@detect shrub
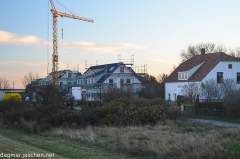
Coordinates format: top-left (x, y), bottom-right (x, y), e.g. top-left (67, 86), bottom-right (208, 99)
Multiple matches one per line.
top-left (81, 110), bottom-right (102, 125)
top-left (36, 84), bottom-right (64, 105)
top-left (51, 110), bottom-right (83, 127)
top-left (224, 89), bottom-right (240, 119)
top-left (97, 99), bottom-right (184, 126)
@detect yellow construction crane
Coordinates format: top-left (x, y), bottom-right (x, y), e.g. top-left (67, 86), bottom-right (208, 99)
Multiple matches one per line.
top-left (49, 0), bottom-right (94, 85)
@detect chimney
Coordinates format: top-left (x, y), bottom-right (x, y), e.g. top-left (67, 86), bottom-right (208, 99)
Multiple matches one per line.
top-left (201, 48), bottom-right (205, 55)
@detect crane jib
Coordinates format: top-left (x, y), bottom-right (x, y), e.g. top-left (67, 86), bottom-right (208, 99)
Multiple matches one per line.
top-left (49, 0), bottom-right (94, 85)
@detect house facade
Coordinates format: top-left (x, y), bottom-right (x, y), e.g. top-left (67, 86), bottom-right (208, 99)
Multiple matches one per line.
top-left (46, 70), bottom-right (82, 91)
top-left (81, 62), bottom-right (142, 101)
top-left (165, 50), bottom-right (240, 101)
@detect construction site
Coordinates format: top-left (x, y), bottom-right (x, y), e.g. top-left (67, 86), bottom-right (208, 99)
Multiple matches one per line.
top-left (30, 0), bottom-right (147, 101)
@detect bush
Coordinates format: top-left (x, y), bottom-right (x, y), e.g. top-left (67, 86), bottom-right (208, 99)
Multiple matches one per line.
top-left (0, 100), bottom-right (68, 133)
top-left (96, 99), bottom-right (184, 126)
top-left (51, 110), bottom-right (83, 127)
top-left (224, 89), bottom-right (240, 119)
top-left (36, 84), bottom-right (64, 105)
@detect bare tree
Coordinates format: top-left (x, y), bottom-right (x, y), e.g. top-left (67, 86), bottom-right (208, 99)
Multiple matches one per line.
top-left (0, 77), bottom-right (10, 89)
top-left (180, 42), bottom-right (228, 62)
top-left (235, 47), bottom-right (240, 58)
top-left (181, 82), bottom-right (201, 103)
top-left (157, 73), bottom-right (168, 83)
top-left (21, 72), bottom-right (37, 100)
top-left (221, 79), bottom-right (238, 94)
top-left (21, 72), bottom-right (36, 88)
top-left (227, 47), bottom-right (240, 59)
top-left (201, 79), bottom-right (223, 101)
top-left (168, 64), bottom-right (177, 75)
top-left (215, 44), bottom-right (227, 53)
top-left (0, 78), bottom-right (3, 89)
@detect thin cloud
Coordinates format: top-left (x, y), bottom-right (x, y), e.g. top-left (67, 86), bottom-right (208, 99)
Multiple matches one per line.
top-left (83, 43), bottom-right (146, 55)
top-left (0, 73), bottom-right (18, 76)
top-left (0, 61), bottom-right (47, 67)
top-left (142, 58), bottom-right (174, 64)
top-left (0, 30), bottom-right (147, 55)
top-left (149, 50), bottom-right (160, 54)
top-left (0, 30), bottom-right (41, 45)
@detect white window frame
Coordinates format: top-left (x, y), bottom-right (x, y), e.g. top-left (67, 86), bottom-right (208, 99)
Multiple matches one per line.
top-left (178, 72), bottom-right (188, 80)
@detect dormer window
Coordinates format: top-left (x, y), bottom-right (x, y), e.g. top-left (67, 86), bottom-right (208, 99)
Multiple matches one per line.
top-left (178, 72), bottom-right (188, 80)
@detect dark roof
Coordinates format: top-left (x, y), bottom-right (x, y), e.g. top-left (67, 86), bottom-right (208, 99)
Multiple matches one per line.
top-left (166, 52), bottom-right (240, 82)
top-left (48, 70), bottom-right (82, 78)
top-left (84, 63), bottom-right (122, 83)
top-left (83, 62), bottom-right (140, 83)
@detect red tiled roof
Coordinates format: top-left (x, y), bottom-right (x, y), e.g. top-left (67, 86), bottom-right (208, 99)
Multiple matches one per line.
top-left (166, 52), bottom-right (240, 82)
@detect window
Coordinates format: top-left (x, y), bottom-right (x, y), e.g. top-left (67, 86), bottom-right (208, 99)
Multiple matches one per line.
top-left (60, 82), bottom-right (63, 86)
top-left (109, 79), bottom-right (113, 83)
top-left (109, 67), bottom-right (115, 71)
top-left (120, 67), bottom-right (124, 73)
top-left (178, 73), bottom-right (181, 79)
top-left (120, 79), bottom-right (124, 86)
top-left (228, 64), bottom-right (232, 69)
top-left (237, 72), bottom-right (240, 84)
top-left (178, 72), bottom-right (188, 80)
top-left (68, 73), bottom-right (71, 77)
top-left (120, 79), bottom-right (124, 84)
top-left (217, 72), bottom-right (223, 83)
top-left (185, 73), bottom-right (188, 79)
top-left (168, 93), bottom-right (171, 101)
top-left (174, 93), bottom-right (177, 101)
top-left (126, 79), bottom-right (131, 86)
top-left (109, 79), bottom-right (113, 86)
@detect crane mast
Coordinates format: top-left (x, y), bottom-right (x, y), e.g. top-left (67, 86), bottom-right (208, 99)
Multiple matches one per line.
top-left (49, 0), bottom-right (94, 85)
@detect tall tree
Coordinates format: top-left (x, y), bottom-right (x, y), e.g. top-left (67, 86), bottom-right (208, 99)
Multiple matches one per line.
top-left (0, 77), bottom-right (10, 89)
top-left (180, 42), bottom-right (230, 62)
top-left (139, 73), bottom-right (168, 99)
top-left (21, 72), bottom-right (36, 100)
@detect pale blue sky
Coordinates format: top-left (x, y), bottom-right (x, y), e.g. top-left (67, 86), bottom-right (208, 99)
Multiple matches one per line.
top-left (0, 0), bottom-right (240, 88)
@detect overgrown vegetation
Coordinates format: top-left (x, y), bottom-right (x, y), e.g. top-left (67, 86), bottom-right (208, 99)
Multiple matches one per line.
top-left (224, 89), bottom-right (240, 119)
top-left (139, 73), bottom-right (168, 99)
top-left (0, 87), bottom-right (184, 133)
top-left (49, 120), bottom-right (240, 159)
top-left (179, 78), bottom-right (240, 119)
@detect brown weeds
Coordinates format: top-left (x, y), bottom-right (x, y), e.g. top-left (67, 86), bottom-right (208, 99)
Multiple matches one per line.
top-left (49, 120), bottom-right (240, 159)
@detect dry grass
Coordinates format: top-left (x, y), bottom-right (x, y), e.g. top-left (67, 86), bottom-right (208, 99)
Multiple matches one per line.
top-left (49, 120), bottom-right (240, 159)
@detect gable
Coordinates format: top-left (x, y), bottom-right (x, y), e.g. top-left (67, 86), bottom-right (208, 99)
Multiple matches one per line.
top-left (166, 52), bottom-right (240, 82)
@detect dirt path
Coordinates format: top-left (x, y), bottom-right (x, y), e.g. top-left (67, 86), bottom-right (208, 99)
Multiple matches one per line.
top-left (190, 119), bottom-right (240, 128)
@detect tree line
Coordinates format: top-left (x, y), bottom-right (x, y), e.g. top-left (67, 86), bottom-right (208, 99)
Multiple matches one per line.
top-left (180, 42), bottom-right (240, 62)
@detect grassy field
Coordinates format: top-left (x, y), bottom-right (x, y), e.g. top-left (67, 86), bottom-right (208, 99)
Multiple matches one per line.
top-left (1, 120), bottom-right (240, 159)
top-left (0, 126), bottom-right (127, 159)
top-left (48, 120), bottom-right (240, 159)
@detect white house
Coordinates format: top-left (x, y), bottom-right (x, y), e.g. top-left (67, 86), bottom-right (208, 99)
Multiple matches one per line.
top-left (165, 50), bottom-right (240, 101)
top-left (82, 62), bottom-right (142, 101)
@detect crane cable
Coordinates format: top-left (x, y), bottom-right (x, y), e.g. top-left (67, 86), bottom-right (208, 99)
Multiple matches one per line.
top-left (55, 0), bottom-right (80, 16)
top-left (47, 0), bottom-right (50, 75)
